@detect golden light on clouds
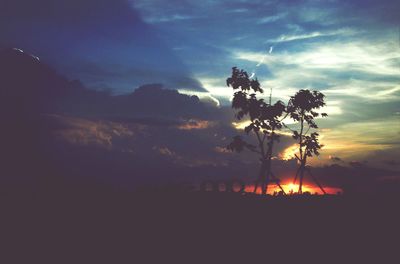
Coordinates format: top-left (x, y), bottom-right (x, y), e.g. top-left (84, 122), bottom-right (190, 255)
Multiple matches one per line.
top-left (318, 118), bottom-right (399, 161)
top-left (153, 146), bottom-right (175, 157)
top-left (214, 146), bottom-right (232, 154)
top-left (49, 115), bottom-right (136, 149)
top-left (280, 144), bottom-right (298, 161)
top-left (177, 119), bottom-right (212, 130)
top-left (232, 120), bottom-right (293, 137)
top-left (232, 120), bottom-right (251, 130)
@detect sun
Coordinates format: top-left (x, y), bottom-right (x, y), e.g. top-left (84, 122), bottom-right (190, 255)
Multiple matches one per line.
top-left (287, 183), bottom-right (298, 192)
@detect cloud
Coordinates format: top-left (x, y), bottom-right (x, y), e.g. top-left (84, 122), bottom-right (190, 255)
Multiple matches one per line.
top-left (349, 160), bottom-right (367, 167)
top-left (225, 8), bottom-right (249, 14)
top-left (214, 146), bottom-right (232, 154)
top-left (126, 0), bottom-right (397, 109)
top-left (1, 0), bottom-right (399, 193)
top-left (310, 163), bottom-right (400, 195)
top-left (268, 28), bottom-right (357, 43)
top-left (177, 120), bottom-right (213, 130)
top-left (236, 16), bottom-right (398, 117)
top-left (329, 156), bottom-right (342, 162)
top-left (49, 115), bottom-right (137, 150)
top-left (382, 160), bottom-right (400, 167)
top-left (153, 146), bottom-right (178, 157)
top-left (235, 40), bottom-right (399, 78)
top-left (141, 14), bottom-right (199, 24)
top-left (0, 0), bottom-right (206, 93)
top-left (2, 56), bottom-right (398, 194)
top-left (257, 13), bottom-right (287, 24)
top-left (233, 37), bottom-right (399, 159)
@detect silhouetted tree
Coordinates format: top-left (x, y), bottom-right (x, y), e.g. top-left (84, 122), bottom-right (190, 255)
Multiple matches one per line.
top-left (286, 89), bottom-right (328, 194)
top-left (226, 67), bottom-right (286, 195)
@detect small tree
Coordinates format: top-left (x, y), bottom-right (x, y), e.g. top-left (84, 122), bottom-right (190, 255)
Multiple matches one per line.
top-left (226, 67), bottom-right (285, 195)
top-left (286, 89), bottom-right (328, 194)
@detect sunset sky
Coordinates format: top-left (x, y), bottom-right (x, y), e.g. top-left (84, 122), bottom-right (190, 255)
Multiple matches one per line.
top-left (1, 0), bottom-right (399, 191)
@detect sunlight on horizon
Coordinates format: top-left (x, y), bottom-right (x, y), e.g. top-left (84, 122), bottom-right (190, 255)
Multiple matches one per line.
top-left (245, 182), bottom-right (342, 195)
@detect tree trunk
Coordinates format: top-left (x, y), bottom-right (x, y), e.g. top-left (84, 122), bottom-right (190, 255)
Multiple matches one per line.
top-left (264, 170), bottom-right (271, 195)
top-left (254, 135), bottom-right (275, 195)
top-left (298, 157), bottom-right (307, 194)
top-left (255, 161), bottom-right (267, 195)
top-left (298, 164), bottom-right (304, 194)
top-left (263, 136), bottom-right (275, 195)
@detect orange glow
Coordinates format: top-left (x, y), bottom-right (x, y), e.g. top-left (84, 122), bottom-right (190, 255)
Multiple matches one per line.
top-left (287, 183), bottom-right (298, 192)
top-left (245, 182), bottom-right (342, 195)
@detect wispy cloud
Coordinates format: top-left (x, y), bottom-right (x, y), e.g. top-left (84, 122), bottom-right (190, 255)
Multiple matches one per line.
top-left (235, 39), bottom-right (399, 82)
top-left (144, 14), bottom-right (198, 23)
top-left (269, 28), bottom-right (358, 43)
top-left (226, 8), bottom-right (249, 13)
top-left (127, 0), bottom-right (400, 165)
top-left (319, 118), bottom-right (400, 160)
top-left (257, 12), bottom-right (287, 24)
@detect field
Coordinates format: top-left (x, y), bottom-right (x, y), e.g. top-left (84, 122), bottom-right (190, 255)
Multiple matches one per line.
top-left (1, 187), bottom-right (398, 263)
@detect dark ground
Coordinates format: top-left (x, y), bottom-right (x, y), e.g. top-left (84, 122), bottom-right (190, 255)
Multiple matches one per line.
top-left (0, 187), bottom-right (399, 263)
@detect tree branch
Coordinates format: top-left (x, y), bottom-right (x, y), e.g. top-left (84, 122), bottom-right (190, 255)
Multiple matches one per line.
top-left (254, 130), bottom-right (265, 157)
top-left (304, 125), bottom-right (311, 136)
top-left (282, 122), bottom-right (295, 133)
top-left (279, 112), bottom-right (289, 122)
top-left (246, 147), bottom-right (262, 155)
top-left (299, 116), bottom-right (304, 161)
top-left (262, 131), bottom-right (267, 142)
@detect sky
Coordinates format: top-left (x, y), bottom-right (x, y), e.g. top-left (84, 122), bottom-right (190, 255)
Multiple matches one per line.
top-left (1, 0), bottom-right (399, 192)
top-left (127, 0), bottom-right (400, 166)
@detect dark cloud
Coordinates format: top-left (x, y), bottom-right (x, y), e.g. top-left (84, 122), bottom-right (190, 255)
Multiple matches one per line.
top-left (0, 47), bottom-right (290, 193)
top-left (0, 48), bottom-right (237, 190)
top-left (0, 0), bottom-right (128, 22)
top-left (0, 48), bottom-right (210, 119)
top-left (329, 156), bottom-right (342, 162)
top-left (349, 160), bottom-right (368, 168)
top-left (1, 41), bottom-right (399, 195)
top-left (313, 163), bottom-right (400, 195)
top-left (382, 160), bottom-right (400, 167)
top-left (0, 0), bottom-right (206, 93)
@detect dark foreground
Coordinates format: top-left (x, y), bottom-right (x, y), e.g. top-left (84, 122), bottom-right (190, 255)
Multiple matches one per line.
top-left (1, 188), bottom-right (399, 263)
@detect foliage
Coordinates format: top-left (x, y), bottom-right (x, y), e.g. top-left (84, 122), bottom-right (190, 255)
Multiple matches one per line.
top-left (227, 136), bottom-right (257, 153)
top-left (286, 89), bottom-right (328, 193)
top-left (287, 89), bottom-right (327, 159)
top-left (226, 67), bottom-right (285, 156)
top-left (226, 67), bottom-right (287, 195)
top-left (226, 67), bottom-right (329, 195)
top-left (287, 89), bottom-right (327, 129)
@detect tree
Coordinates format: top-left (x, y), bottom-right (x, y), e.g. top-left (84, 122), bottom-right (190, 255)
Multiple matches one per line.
top-left (286, 89), bottom-right (328, 194)
top-left (226, 67), bottom-right (286, 195)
